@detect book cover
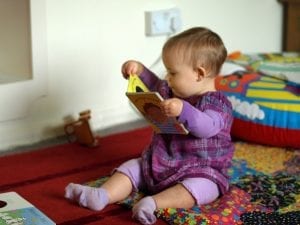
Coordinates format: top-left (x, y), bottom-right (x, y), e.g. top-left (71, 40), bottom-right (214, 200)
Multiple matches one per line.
top-left (0, 192), bottom-right (56, 225)
top-left (126, 75), bottom-right (188, 135)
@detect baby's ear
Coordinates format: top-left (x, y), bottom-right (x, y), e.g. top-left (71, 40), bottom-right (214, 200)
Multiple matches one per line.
top-left (195, 66), bottom-right (207, 81)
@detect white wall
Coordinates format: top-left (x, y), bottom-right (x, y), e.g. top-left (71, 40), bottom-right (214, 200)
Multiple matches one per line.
top-left (0, 0), bottom-right (283, 152)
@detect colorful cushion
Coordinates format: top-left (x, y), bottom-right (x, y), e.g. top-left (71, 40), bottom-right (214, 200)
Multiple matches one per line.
top-left (226, 52), bottom-right (300, 84)
top-left (216, 67), bottom-right (300, 148)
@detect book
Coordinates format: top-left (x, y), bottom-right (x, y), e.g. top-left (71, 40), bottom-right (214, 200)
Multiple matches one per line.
top-left (0, 192), bottom-right (56, 225)
top-left (126, 75), bottom-right (188, 135)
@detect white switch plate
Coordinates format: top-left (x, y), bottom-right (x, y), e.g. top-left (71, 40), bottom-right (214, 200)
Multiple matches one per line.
top-left (145, 7), bottom-right (182, 36)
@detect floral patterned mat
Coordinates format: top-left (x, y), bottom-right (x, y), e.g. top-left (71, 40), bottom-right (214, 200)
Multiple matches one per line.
top-left (86, 142), bottom-right (300, 225)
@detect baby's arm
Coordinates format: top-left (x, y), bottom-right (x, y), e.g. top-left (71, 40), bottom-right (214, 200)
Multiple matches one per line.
top-left (178, 101), bottom-right (224, 138)
top-left (121, 60), bottom-right (144, 78)
top-left (161, 98), bottom-right (183, 117)
top-left (139, 66), bottom-right (161, 91)
top-left (121, 60), bottom-right (161, 91)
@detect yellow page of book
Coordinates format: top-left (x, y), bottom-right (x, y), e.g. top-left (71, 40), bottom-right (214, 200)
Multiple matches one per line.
top-left (127, 74), bottom-right (149, 93)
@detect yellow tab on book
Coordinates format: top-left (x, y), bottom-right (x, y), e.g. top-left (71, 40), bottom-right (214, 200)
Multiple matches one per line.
top-left (127, 74), bottom-right (149, 93)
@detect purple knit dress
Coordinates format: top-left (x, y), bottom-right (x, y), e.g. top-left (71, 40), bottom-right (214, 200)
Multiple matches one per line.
top-left (139, 67), bottom-right (234, 195)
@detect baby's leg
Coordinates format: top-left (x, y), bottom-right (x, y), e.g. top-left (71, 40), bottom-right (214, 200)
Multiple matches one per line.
top-left (65, 183), bottom-right (109, 211)
top-left (153, 177), bottom-right (219, 208)
top-left (132, 178), bottom-right (219, 225)
top-left (65, 172), bottom-right (132, 210)
top-left (65, 158), bottom-right (144, 211)
top-left (181, 177), bottom-right (219, 205)
top-left (132, 183), bottom-right (194, 225)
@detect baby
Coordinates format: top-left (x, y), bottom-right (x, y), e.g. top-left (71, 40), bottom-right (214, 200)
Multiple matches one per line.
top-left (65, 27), bottom-right (234, 225)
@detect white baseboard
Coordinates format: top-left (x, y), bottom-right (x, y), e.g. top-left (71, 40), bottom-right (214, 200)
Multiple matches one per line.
top-left (92, 105), bottom-right (142, 131)
top-left (0, 104), bottom-right (145, 153)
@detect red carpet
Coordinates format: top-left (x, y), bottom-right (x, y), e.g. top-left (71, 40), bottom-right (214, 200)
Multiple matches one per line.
top-left (0, 126), bottom-right (167, 225)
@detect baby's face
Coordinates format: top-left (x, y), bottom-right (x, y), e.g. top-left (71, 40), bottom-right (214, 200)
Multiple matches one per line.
top-left (163, 51), bottom-right (201, 98)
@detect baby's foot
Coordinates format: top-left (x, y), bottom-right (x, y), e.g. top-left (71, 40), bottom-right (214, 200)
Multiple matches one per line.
top-left (65, 183), bottom-right (109, 211)
top-left (132, 196), bottom-right (157, 225)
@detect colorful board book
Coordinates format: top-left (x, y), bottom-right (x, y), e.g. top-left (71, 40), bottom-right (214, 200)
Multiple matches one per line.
top-left (126, 75), bottom-right (188, 135)
top-left (0, 192), bottom-right (56, 225)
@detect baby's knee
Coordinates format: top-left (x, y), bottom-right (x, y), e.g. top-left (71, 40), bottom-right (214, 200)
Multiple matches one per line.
top-left (116, 158), bottom-right (145, 190)
top-left (181, 177), bottom-right (219, 205)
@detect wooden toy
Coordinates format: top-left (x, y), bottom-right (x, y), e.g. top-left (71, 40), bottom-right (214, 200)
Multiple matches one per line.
top-left (64, 110), bottom-right (99, 147)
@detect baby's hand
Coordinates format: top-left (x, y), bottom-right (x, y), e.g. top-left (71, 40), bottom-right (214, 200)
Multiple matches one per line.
top-left (161, 98), bottom-right (183, 117)
top-left (121, 60), bottom-right (144, 79)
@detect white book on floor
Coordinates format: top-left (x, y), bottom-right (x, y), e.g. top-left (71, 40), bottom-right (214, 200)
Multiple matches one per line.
top-left (0, 191), bottom-right (56, 225)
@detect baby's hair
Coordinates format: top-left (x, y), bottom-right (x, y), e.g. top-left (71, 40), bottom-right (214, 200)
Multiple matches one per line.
top-left (162, 27), bottom-right (227, 77)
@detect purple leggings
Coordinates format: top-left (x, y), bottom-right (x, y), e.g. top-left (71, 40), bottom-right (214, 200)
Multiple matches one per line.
top-left (116, 158), bottom-right (219, 205)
